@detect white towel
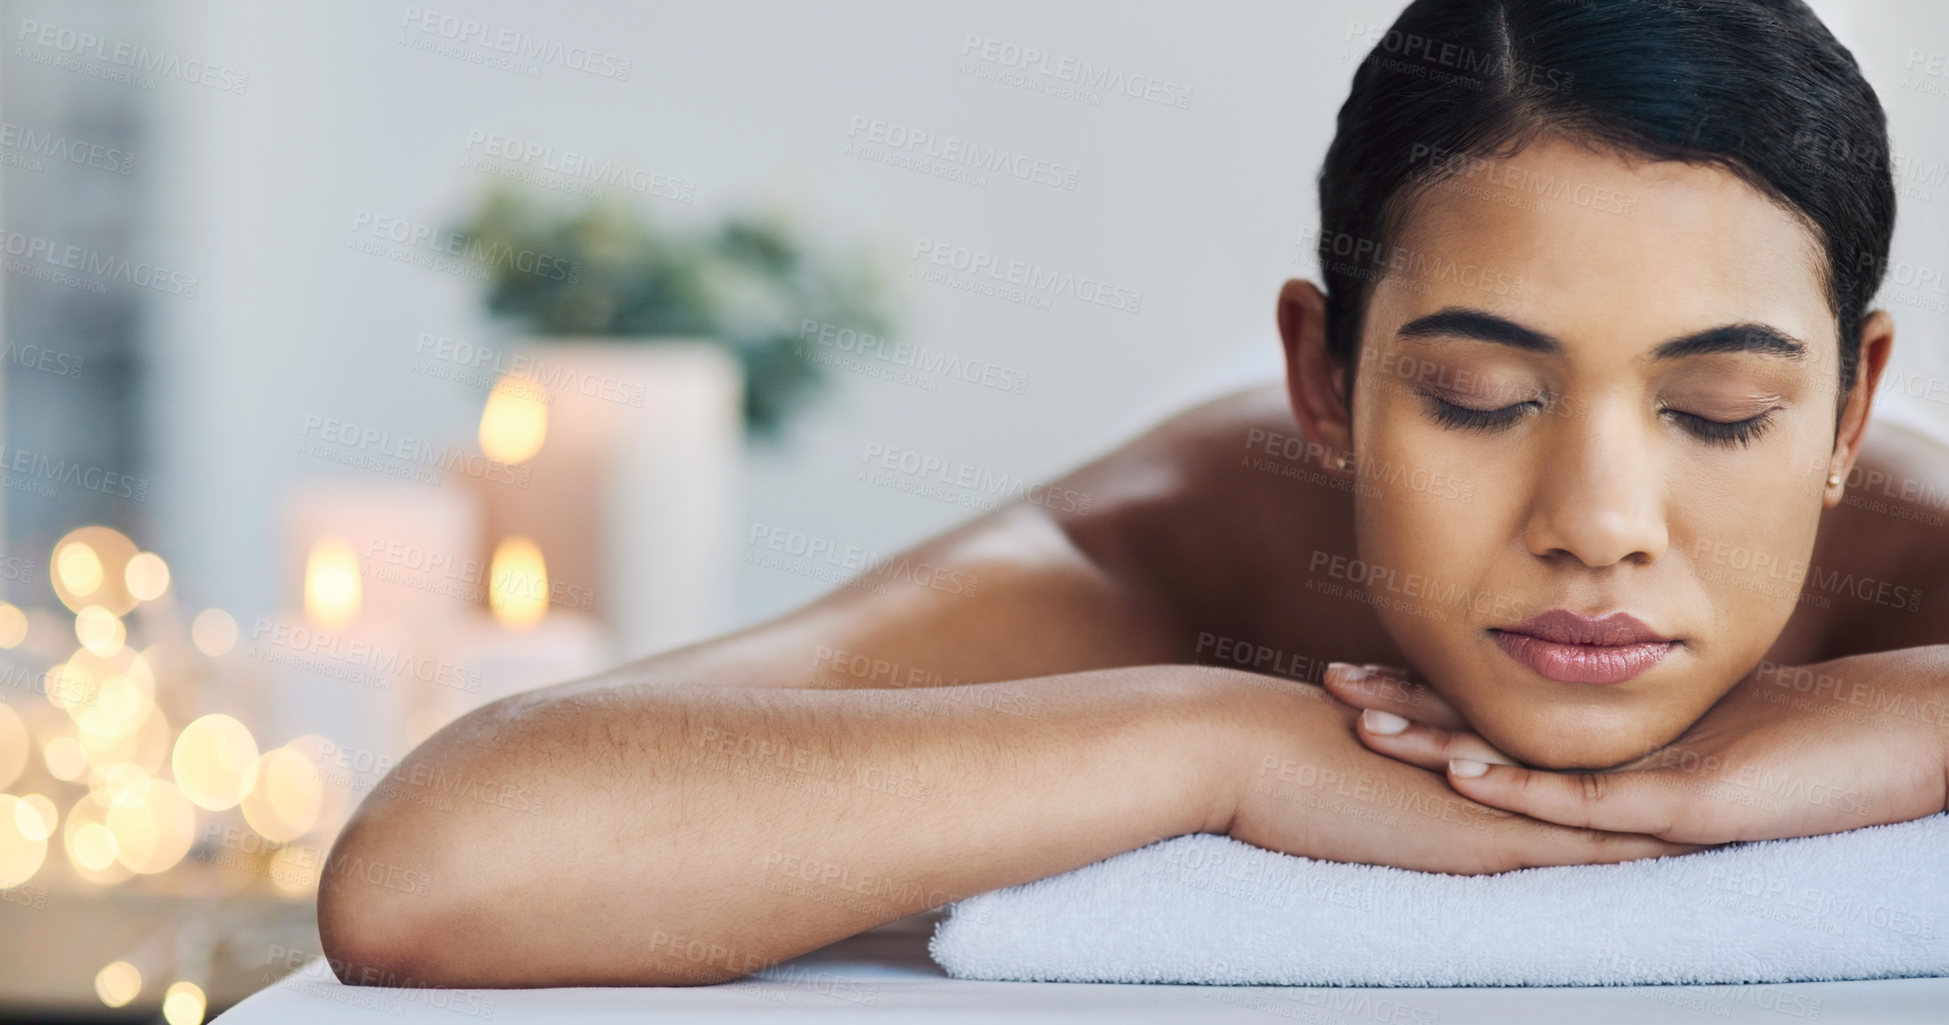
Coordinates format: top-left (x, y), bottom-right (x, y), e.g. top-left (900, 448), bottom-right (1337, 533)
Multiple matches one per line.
top-left (929, 812), bottom-right (1949, 986)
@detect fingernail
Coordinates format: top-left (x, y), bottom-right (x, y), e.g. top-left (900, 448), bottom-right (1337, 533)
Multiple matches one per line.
top-left (1361, 663), bottom-right (1404, 678)
top-left (1449, 759), bottom-right (1488, 778)
top-left (1361, 709), bottom-right (1409, 735)
top-left (1326, 662), bottom-right (1368, 682)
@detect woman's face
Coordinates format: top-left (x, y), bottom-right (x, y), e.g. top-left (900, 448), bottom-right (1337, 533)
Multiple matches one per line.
top-left (1347, 134), bottom-right (1850, 769)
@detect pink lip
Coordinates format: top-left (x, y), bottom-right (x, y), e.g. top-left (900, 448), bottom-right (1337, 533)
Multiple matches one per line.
top-left (1490, 610), bottom-right (1678, 685)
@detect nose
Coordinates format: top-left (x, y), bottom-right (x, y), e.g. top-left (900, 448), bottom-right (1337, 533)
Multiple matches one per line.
top-left (1522, 399), bottom-right (1669, 568)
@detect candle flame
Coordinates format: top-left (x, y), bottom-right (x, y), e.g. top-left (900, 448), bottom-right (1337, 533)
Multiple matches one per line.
top-left (479, 374), bottom-right (548, 464)
top-left (304, 537), bottom-right (362, 627)
top-left (489, 536), bottom-right (549, 630)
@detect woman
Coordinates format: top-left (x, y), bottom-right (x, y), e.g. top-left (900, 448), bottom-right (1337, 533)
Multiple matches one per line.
top-left (319, 0), bottom-right (1949, 988)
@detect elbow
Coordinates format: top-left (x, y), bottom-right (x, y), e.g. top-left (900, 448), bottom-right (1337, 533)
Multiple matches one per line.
top-left (316, 803), bottom-right (458, 987)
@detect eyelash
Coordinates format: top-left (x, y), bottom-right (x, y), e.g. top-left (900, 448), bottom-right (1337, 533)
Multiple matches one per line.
top-left (1419, 394), bottom-right (1777, 449)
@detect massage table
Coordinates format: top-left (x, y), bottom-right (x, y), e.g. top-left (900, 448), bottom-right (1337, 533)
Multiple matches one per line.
top-left (214, 909), bottom-right (1949, 1024)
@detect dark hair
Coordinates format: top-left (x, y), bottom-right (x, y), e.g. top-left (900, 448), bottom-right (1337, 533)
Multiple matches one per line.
top-left (1317, 0), bottom-right (1894, 418)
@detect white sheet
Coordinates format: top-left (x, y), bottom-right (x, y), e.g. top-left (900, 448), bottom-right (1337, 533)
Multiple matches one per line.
top-left (215, 911), bottom-right (1949, 1024)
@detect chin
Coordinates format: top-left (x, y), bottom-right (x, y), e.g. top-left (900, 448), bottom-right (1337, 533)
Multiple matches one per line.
top-left (1477, 708), bottom-right (1675, 772)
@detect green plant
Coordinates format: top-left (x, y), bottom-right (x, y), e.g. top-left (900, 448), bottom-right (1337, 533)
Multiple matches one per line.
top-left (457, 186), bottom-right (896, 440)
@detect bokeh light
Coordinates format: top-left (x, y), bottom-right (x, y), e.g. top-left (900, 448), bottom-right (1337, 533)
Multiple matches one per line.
top-left (44, 735), bottom-right (88, 781)
top-left (16, 793), bottom-right (58, 842)
top-left (268, 842), bottom-right (322, 897)
top-left (51, 527), bottom-right (140, 615)
top-left (190, 609), bottom-right (238, 657)
top-left (0, 794), bottom-right (48, 887)
top-left (171, 714), bottom-right (258, 811)
top-left (43, 658), bottom-right (96, 711)
top-left (106, 779), bottom-right (196, 874)
top-left (241, 746), bottom-right (324, 843)
top-left (94, 961), bottom-right (141, 1008)
top-left (0, 703), bottom-right (27, 789)
top-left (54, 542), bottom-right (103, 598)
top-left (63, 794), bottom-right (134, 885)
top-left (162, 980), bottom-right (206, 1025)
top-left (93, 763), bottom-right (151, 809)
top-left (75, 606), bottom-right (127, 657)
top-left (0, 602), bottom-right (27, 648)
top-left (125, 552), bottom-right (172, 602)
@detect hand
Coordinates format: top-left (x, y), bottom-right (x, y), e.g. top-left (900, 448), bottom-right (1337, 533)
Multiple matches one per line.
top-left (1212, 670), bottom-right (1706, 875)
top-left (1324, 650), bottom-right (1949, 845)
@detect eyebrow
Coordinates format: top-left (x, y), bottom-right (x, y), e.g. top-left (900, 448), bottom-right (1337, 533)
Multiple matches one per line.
top-left (1395, 307), bottom-right (1809, 362)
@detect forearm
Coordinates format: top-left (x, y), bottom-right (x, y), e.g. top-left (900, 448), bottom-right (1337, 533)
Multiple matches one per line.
top-left (317, 665), bottom-right (1241, 987)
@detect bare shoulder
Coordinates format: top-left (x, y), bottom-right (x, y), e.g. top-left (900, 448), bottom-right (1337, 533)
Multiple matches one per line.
top-left (1044, 380), bottom-right (1355, 644)
top-left (1835, 419), bottom-right (1949, 570)
top-left (1808, 418), bottom-right (1949, 656)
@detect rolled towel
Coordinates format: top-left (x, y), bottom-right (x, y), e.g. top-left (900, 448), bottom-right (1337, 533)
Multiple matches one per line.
top-left (928, 812), bottom-right (1949, 986)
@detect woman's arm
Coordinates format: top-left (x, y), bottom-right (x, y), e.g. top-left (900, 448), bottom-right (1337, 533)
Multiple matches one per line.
top-left (316, 665), bottom-right (1239, 988)
top-left (317, 662), bottom-right (1694, 989)
top-left (1327, 648), bottom-right (1949, 839)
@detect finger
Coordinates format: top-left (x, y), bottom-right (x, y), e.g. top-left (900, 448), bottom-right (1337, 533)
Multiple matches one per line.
top-left (1479, 820), bottom-right (1715, 874)
top-left (1322, 663), bottom-right (1470, 731)
top-left (1354, 710), bottom-right (1519, 771)
top-left (1443, 760), bottom-right (1709, 840)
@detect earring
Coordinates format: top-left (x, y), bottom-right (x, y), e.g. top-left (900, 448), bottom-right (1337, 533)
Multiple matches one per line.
top-left (1335, 450), bottom-right (1355, 472)
top-left (1826, 472), bottom-right (1843, 488)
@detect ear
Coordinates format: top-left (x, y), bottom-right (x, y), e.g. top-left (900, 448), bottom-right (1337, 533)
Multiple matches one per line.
top-left (1276, 278), bottom-right (1355, 469)
top-left (1823, 308), bottom-right (1894, 507)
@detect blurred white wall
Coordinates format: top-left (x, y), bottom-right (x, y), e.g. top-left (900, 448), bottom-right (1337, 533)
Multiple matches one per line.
top-left (136, 0), bottom-right (1949, 636)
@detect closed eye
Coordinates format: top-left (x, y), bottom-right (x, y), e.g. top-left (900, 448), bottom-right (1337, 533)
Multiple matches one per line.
top-left (1420, 393), bottom-right (1537, 431)
top-left (1662, 409), bottom-right (1776, 448)
top-left (1420, 391), bottom-right (1780, 449)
